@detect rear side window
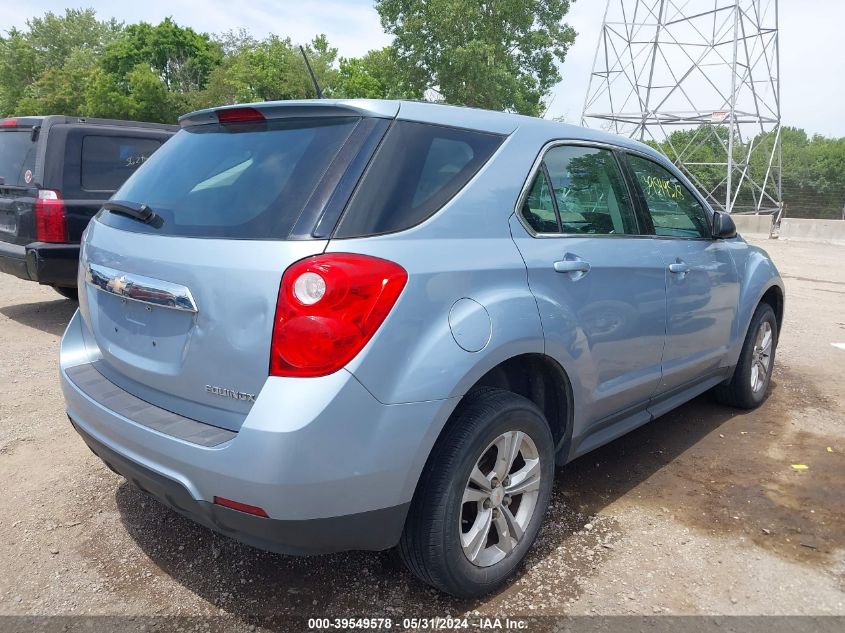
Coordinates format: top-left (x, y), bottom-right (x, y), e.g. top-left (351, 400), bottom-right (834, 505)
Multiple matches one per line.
top-left (102, 117), bottom-right (359, 239)
top-left (335, 121), bottom-right (503, 238)
top-left (0, 130), bottom-right (37, 187)
top-left (542, 146), bottom-right (638, 235)
top-left (81, 136), bottom-right (162, 192)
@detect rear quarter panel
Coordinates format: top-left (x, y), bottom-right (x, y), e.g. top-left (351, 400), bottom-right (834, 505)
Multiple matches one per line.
top-left (328, 131), bottom-right (546, 405)
top-left (325, 129), bottom-right (552, 506)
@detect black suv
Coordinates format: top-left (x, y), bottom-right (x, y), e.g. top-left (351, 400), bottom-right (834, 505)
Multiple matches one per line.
top-left (0, 116), bottom-right (175, 299)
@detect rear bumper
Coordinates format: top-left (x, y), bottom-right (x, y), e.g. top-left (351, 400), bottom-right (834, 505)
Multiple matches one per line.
top-left (0, 241), bottom-right (28, 280)
top-left (0, 240), bottom-right (78, 287)
top-left (60, 310), bottom-right (456, 554)
top-left (71, 419), bottom-right (409, 555)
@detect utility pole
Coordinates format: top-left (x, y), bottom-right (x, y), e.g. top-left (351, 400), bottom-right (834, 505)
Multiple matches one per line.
top-left (582, 0), bottom-right (782, 216)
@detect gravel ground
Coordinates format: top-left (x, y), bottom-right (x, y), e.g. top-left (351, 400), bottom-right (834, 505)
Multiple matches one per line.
top-left (0, 236), bottom-right (843, 629)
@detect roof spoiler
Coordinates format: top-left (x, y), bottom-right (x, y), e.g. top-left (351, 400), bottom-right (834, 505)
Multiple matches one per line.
top-left (178, 100), bottom-right (400, 128)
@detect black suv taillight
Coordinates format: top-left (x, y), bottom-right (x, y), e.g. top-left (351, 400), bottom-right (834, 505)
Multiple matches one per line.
top-left (34, 189), bottom-right (67, 243)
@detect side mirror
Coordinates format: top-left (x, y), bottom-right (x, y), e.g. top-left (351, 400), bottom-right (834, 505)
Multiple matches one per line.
top-left (712, 211), bottom-right (737, 239)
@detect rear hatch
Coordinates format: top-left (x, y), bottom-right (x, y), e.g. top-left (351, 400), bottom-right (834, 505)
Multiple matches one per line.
top-left (78, 105), bottom-right (394, 432)
top-left (0, 119), bottom-right (40, 245)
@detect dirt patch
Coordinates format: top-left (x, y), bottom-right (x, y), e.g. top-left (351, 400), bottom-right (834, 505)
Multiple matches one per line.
top-left (558, 365), bottom-right (844, 569)
top-left (0, 297), bottom-right (77, 337)
top-left (72, 473), bottom-right (619, 619)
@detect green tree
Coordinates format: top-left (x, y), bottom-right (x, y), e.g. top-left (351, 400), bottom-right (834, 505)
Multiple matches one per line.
top-left (335, 57), bottom-right (382, 98)
top-left (125, 64), bottom-right (182, 122)
top-left (653, 126), bottom-right (731, 201)
top-left (82, 67), bottom-right (132, 119)
top-left (774, 128), bottom-right (845, 218)
top-left (83, 18), bottom-right (222, 122)
top-left (650, 124), bottom-right (845, 219)
top-left (83, 64), bottom-right (185, 123)
top-left (0, 29), bottom-right (38, 115)
top-left (199, 34), bottom-right (338, 107)
top-left (375, 0), bottom-right (576, 115)
top-left (333, 47), bottom-right (421, 99)
top-left (0, 9), bottom-right (121, 116)
top-left (17, 47), bottom-right (98, 115)
top-left (100, 18), bottom-right (220, 93)
top-left (26, 8), bottom-right (122, 69)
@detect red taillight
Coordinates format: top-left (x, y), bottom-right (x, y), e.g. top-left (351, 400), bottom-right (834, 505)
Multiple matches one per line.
top-left (216, 107), bottom-right (265, 124)
top-left (213, 496), bottom-right (269, 517)
top-left (1, 118), bottom-right (18, 127)
top-left (34, 189), bottom-right (67, 243)
top-left (270, 253), bottom-right (408, 378)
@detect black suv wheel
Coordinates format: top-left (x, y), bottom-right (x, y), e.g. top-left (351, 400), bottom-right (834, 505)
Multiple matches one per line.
top-left (53, 286), bottom-right (78, 301)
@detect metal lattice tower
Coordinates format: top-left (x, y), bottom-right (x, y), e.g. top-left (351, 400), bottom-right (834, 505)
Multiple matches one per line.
top-left (582, 0), bottom-right (781, 215)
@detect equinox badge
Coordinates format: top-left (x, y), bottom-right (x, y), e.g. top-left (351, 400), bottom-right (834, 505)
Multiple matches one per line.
top-left (205, 385), bottom-right (256, 403)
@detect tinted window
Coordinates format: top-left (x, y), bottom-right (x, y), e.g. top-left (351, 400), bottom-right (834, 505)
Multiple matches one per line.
top-left (542, 146), bottom-right (638, 235)
top-left (103, 117), bottom-right (358, 239)
top-left (335, 121), bottom-right (502, 237)
top-left (521, 170), bottom-right (558, 233)
top-left (627, 154), bottom-right (710, 238)
top-left (0, 130), bottom-right (36, 187)
top-left (82, 136), bottom-right (162, 191)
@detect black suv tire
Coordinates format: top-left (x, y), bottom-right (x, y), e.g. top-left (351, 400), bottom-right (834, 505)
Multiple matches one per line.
top-left (53, 286), bottom-right (78, 301)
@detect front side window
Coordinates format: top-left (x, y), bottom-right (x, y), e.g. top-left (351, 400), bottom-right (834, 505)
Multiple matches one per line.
top-left (525, 145), bottom-right (639, 236)
top-left (82, 136), bottom-right (162, 192)
top-left (627, 154), bottom-right (711, 238)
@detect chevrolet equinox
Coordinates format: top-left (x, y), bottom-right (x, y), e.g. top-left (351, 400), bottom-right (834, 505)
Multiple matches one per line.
top-left (60, 99), bottom-right (784, 597)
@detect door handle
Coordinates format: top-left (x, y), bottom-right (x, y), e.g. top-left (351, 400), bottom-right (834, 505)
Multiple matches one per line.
top-left (668, 260), bottom-right (690, 274)
top-left (554, 260), bottom-right (591, 273)
top-left (553, 255), bottom-right (591, 280)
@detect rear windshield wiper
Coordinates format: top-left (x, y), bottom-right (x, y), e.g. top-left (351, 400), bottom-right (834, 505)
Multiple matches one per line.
top-left (103, 200), bottom-right (163, 228)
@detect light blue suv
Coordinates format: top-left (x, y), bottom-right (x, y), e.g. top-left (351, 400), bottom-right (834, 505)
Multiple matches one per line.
top-left (60, 99), bottom-right (784, 597)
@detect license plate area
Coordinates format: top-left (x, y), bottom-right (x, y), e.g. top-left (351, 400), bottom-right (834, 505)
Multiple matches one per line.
top-left (0, 211), bottom-right (16, 234)
top-left (93, 291), bottom-right (195, 372)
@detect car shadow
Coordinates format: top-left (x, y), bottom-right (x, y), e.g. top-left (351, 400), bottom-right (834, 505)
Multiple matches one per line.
top-left (0, 298), bottom-right (77, 337)
top-left (113, 379), bottom-right (773, 625)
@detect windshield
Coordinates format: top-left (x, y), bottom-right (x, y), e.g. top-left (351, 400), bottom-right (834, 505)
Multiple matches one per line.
top-left (0, 130), bottom-right (37, 187)
top-left (102, 116), bottom-right (359, 239)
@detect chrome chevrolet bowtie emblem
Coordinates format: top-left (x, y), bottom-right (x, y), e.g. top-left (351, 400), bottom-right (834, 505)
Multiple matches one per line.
top-left (107, 275), bottom-right (128, 295)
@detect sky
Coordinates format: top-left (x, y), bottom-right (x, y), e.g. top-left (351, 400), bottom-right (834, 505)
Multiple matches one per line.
top-left (2, 0), bottom-right (842, 137)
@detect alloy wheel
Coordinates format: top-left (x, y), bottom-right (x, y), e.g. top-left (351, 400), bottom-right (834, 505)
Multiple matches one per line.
top-left (460, 431), bottom-right (542, 567)
top-left (750, 320), bottom-right (773, 393)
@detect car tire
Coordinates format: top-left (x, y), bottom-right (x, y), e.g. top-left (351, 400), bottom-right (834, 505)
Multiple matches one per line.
top-left (53, 286), bottom-right (78, 301)
top-left (714, 302), bottom-right (778, 409)
top-left (397, 387), bottom-right (555, 598)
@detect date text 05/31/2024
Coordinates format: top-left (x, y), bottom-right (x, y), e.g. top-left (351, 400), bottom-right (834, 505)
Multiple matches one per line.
top-left (307, 617), bottom-right (530, 630)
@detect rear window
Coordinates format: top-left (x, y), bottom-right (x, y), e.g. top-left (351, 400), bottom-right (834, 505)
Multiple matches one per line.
top-left (0, 130), bottom-right (37, 187)
top-left (81, 135), bottom-right (163, 192)
top-left (102, 117), bottom-right (359, 239)
top-left (334, 121), bottom-right (503, 238)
